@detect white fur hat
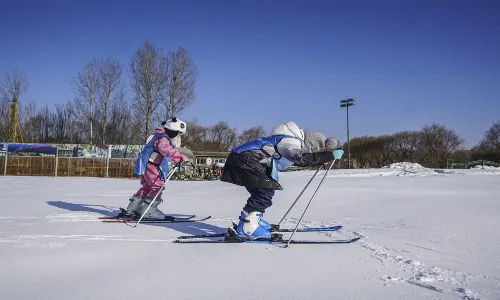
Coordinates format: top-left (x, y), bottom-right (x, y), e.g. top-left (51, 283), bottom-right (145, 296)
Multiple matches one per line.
top-left (162, 117), bottom-right (186, 135)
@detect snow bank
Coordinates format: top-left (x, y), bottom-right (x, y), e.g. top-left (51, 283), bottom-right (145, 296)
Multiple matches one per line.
top-left (325, 161), bottom-right (500, 178)
top-left (385, 162), bottom-right (428, 170)
top-left (376, 162), bottom-right (438, 177)
top-left (473, 165), bottom-right (500, 171)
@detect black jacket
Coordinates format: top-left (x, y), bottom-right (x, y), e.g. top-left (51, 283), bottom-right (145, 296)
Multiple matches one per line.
top-left (220, 149), bottom-right (334, 190)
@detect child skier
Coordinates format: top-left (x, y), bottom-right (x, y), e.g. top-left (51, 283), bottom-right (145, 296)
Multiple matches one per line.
top-left (220, 121), bottom-right (344, 240)
top-left (125, 117), bottom-right (188, 220)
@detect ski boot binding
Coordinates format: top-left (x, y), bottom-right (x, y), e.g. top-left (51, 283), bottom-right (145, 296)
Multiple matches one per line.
top-left (226, 211), bottom-right (283, 242)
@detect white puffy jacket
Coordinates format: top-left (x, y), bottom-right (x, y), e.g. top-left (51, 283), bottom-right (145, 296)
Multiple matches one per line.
top-left (269, 121), bottom-right (305, 159)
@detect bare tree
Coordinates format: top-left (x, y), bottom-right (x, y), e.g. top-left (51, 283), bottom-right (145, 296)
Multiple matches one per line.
top-left (238, 126), bottom-right (266, 144)
top-left (53, 102), bottom-right (74, 143)
top-left (182, 118), bottom-right (208, 150)
top-left (2, 71), bottom-right (28, 142)
top-left (392, 131), bottom-right (421, 162)
top-left (18, 101), bottom-right (79, 144)
top-left (479, 122), bottom-right (500, 152)
top-left (3, 70), bottom-right (29, 104)
top-left (96, 57), bottom-right (123, 145)
top-left (206, 121), bottom-right (237, 151)
top-left (0, 83), bottom-right (9, 140)
top-left (19, 101), bottom-right (37, 142)
top-left (40, 105), bottom-right (54, 142)
top-left (374, 135), bottom-right (396, 167)
top-left (420, 123), bottom-right (464, 168)
top-left (106, 99), bottom-right (139, 144)
top-left (473, 122), bottom-right (500, 162)
top-left (0, 78), bottom-right (6, 102)
top-left (72, 59), bottom-right (99, 144)
top-left (349, 136), bottom-right (370, 168)
top-left (349, 136), bottom-right (392, 168)
top-left (165, 47), bottom-right (197, 119)
top-left (0, 99), bottom-right (9, 140)
top-left (21, 102), bottom-right (54, 142)
top-left (448, 149), bottom-right (472, 163)
top-left (130, 41), bottom-right (170, 140)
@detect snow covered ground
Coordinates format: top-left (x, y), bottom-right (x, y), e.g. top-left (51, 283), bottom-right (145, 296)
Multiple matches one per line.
top-left (0, 165), bottom-right (499, 300)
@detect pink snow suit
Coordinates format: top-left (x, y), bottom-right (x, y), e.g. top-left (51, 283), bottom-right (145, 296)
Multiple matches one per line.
top-left (134, 128), bottom-right (187, 199)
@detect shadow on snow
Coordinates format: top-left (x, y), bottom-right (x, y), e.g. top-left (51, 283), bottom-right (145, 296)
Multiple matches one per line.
top-left (46, 200), bottom-right (228, 237)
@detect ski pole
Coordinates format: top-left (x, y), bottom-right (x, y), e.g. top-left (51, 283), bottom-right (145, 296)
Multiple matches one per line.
top-left (133, 162), bottom-right (181, 228)
top-left (284, 159), bottom-right (336, 248)
top-left (276, 164), bottom-right (323, 228)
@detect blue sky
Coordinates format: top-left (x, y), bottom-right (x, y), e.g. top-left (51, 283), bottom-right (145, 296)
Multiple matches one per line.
top-left (1, 0), bottom-right (499, 147)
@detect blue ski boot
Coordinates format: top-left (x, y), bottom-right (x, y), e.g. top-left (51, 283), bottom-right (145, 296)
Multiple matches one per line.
top-left (231, 210), bottom-right (282, 232)
top-left (233, 210), bottom-right (271, 229)
top-left (235, 211), bottom-right (272, 240)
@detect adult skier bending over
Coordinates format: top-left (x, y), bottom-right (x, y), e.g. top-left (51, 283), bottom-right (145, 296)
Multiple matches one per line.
top-left (221, 121), bottom-right (344, 240)
top-left (125, 117), bottom-right (188, 220)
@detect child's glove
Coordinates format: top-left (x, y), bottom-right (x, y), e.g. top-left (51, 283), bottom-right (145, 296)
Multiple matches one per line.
top-left (332, 149), bottom-right (344, 160)
top-left (173, 154), bottom-right (188, 163)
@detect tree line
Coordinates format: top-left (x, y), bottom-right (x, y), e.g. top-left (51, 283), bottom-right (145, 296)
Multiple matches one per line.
top-left (0, 41), bottom-right (198, 146)
top-left (182, 120), bottom-right (266, 152)
top-left (347, 122), bottom-right (500, 168)
top-left (0, 91), bottom-right (266, 153)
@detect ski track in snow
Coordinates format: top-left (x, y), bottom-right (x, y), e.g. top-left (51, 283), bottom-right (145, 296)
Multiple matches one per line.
top-left (282, 217), bottom-right (479, 298)
top-left (279, 215), bottom-right (495, 300)
top-left (342, 229), bottom-right (491, 299)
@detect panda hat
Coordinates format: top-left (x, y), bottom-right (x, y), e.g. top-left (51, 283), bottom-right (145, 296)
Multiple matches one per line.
top-left (162, 117), bottom-right (186, 135)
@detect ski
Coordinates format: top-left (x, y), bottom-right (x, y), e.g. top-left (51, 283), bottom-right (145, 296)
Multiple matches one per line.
top-left (98, 208), bottom-right (136, 220)
top-left (275, 225), bottom-right (342, 233)
top-left (174, 237), bottom-right (361, 244)
top-left (99, 214), bottom-right (195, 221)
top-left (98, 207), bottom-right (197, 221)
top-left (177, 225), bottom-right (342, 240)
top-left (101, 216), bottom-right (211, 223)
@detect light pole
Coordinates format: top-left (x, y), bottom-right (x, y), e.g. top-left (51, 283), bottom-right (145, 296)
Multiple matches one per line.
top-left (340, 98), bottom-right (355, 169)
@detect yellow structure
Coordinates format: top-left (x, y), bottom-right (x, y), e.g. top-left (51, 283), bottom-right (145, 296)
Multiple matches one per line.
top-left (8, 102), bottom-right (24, 143)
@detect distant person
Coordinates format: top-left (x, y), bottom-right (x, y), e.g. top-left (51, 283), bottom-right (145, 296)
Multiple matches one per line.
top-left (220, 121), bottom-right (344, 240)
top-left (125, 118), bottom-right (188, 220)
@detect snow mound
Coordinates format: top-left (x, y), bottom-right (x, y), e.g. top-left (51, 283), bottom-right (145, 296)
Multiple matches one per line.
top-left (385, 162), bottom-right (427, 170)
top-left (472, 165), bottom-right (500, 171)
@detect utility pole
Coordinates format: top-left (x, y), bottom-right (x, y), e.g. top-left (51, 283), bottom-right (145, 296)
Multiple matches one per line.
top-left (340, 98), bottom-right (355, 169)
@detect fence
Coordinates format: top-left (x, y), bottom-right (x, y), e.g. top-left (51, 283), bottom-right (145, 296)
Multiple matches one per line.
top-left (0, 142), bottom-right (215, 179)
top-left (446, 159), bottom-right (500, 169)
top-left (1, 155), bottom-right (137, 178)
top-left (0, 142), bottom-right (157, 179)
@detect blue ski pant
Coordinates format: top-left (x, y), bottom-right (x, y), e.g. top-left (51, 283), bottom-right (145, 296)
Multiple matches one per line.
top-left (243, 187), bottom-right (275, 213)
